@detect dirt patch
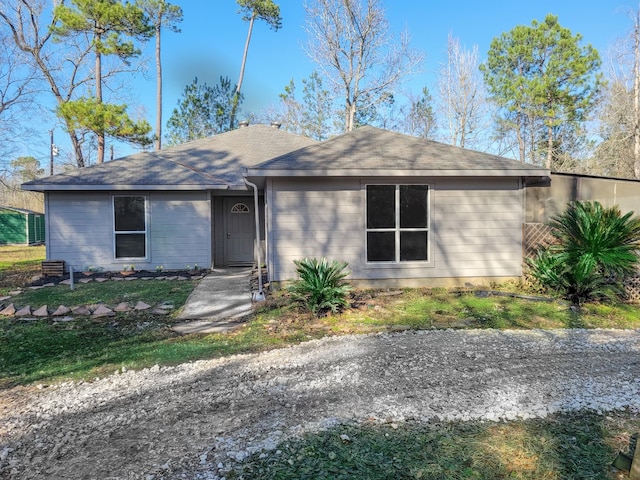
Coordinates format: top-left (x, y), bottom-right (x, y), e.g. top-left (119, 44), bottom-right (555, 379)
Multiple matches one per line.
top-left (1, 328), bottom-right (640, 479)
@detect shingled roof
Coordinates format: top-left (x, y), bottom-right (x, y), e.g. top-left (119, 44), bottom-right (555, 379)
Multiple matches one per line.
top-left (23, 125), bottom-right (317, 191)
top-left (247, 126), bottom-right (549, 177)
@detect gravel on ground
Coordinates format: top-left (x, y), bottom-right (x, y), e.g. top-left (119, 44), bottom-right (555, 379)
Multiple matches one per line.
top-left (1, 328), bottom-right (640, 479)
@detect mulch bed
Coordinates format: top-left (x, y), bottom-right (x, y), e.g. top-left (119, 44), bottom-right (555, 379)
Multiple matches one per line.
top-left (30, 269), bottom-right (210, 287)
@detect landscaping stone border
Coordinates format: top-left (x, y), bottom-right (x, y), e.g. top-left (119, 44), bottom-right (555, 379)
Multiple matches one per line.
top-left (0, 300), bottom-right (175, 320)
top-left (0, 271), bottom-right (204, 320)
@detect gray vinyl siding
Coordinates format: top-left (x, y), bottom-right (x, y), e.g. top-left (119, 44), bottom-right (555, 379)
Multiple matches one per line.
top-left (47, 191), bottom-right (211, 272)
top-left (267, 177), bottom-right (362, 280)
top-left (267, 176), bottom-right (524, 284)
top-left (148, 192), bottom-right (211, 270)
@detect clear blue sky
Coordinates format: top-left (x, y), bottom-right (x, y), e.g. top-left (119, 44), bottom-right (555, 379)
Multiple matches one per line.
top-left (42, 0), bottom-right (640, 164)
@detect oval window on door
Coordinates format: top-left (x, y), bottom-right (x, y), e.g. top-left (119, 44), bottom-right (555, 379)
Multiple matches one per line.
top-left (230, 203), bottom-right (250, 213)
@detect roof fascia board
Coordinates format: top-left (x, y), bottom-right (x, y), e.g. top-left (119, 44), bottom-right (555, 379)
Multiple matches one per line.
top-left (21, 184), bottom-right (231, 192)
top-left (245, 168), bottom-right (550, 177)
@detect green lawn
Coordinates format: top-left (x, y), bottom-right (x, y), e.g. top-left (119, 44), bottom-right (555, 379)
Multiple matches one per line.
top-left (229, 411), bottom-right (639, 480)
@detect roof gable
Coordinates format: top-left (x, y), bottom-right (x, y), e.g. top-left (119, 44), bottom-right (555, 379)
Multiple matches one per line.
top-left (248, 126), bottom-right (549, 177)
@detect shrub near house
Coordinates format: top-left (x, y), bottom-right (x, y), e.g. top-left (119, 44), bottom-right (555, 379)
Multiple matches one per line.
top-left (528, 201), bottom-right (640, 306)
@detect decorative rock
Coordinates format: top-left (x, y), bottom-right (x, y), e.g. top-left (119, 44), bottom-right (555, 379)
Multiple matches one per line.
top-left (134, 301), bottom-right (152, 310)
top-left (0, 296), bottom-right (11, 302)
top-left (15, 306), bottom-right (32, 316)
top-left (166, 276), bottom-right (178, 281)
top-left (92, 305), bottom-right (115, 318)
top-left (8, 290), bottom-right (21, 296)
top-left (125, 277), bottom-right (137, 281)
top-left (29, 286), bottom-right (44, 290)
top-left (113, 302), bottom-right (131, 312)
top-left (141, 277), bottom-right (153, 280)
top-left (43, 283), bottom-right (56, 287)
top-left (54, 316), bottom-right (75, 322)
top-left (112, 277), bottom-right (124, 281)
top-left (151, 308), bottom-right (169, 315)
top-left (78, 278), bottom-right (93, 284)
top-left (155, 276), bottom-right (167, 280)
top-left (95, 277), bottom-right (108, 283)
top-left (177, 276), bottom-right (188, 281)
top-left (33, 306), bottom-right (49, 317)
top-left (71, 305), bottom-right (91, 316)
top-left (60, 279), bottom-right (72, 285)
top-left (52, 305), bottom-right (71, 316)
top-left (0, 303), bottom-right (16, 316)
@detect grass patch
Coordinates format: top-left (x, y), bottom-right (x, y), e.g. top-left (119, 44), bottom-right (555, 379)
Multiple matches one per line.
top-left (230, 410), bottom-right (639, 479)
top-left (256, 288), bottom-right (640, 334)
top-left (0, 315), bottom-right (317, 387)
top-left (8, 278), bottom-right (194, 308)
top-left (0, 245), bottom-right (45, 291)
top-left (3, 282), bottom-right (640, 388)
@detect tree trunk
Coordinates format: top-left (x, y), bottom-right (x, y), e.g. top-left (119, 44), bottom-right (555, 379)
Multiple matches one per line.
top-left (70, 131), bottom-right (85, 168)
top-left (635, 12), bottom-right (640, 178)
top-left (95, 41), bottom-right (104, 164)
top-left (155, 22), bottom-right (162, 151)
top-left (516, 113), bottom-right (525, 163)
top-left (345, 100), bottom-right (356, 132)
top-left (547, 122), bottom-right (553, 170)
top-left (230, 14), bottom-right (255, 130)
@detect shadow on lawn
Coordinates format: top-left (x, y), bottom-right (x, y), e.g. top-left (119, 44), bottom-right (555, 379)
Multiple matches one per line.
top-left (230, 413), bottom-right (620, 480)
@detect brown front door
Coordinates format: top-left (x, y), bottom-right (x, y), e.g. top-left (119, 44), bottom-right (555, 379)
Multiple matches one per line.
top-left (224, 197), bottom-right (254, 265)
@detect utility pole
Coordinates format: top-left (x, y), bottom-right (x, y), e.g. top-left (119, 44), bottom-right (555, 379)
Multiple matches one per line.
top-left (49, 129), bottom-right (59, 176)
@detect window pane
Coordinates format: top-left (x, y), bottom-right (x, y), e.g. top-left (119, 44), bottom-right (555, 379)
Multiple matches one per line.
top-left (400, 231), bottom-right (428, 261)
top-left (400, 185), bottom-right (428, 228)
top-left (367, 185), bottom-right (395, 229)
top-left (367, 231), bottom-right (395, 262)
top-left (115, 233), bottom-right (146, 258)
top-left (115, 196), bottom-right (145, 231)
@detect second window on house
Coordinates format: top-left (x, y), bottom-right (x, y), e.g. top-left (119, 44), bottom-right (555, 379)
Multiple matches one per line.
top-left (113, 195), bottom-right (147, 259)
top-left (366, 184), bottom-right (429, 263)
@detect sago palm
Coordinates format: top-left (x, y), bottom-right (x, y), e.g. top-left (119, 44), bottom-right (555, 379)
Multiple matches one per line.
top-left (287, 257), bottom-right (352, 315)
top-left (529, 201), bottom-right (640, 305)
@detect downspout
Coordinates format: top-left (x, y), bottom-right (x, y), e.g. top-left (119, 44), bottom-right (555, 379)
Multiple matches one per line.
top-left (243, 176), bottom-right (265, 301)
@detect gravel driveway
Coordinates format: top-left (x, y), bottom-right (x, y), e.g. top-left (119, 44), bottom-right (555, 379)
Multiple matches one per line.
top-left (2, 328), bottom-right (640, 479)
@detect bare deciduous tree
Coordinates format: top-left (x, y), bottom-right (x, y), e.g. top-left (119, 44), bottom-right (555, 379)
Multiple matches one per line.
top-left (0, 25), bottom-right (38, 164)
top-left (437, 33), bottom-right (487, 149)
top-left (591, 8), bottom-right (640, 179)
top-left (304, 0), bottom-right (423, 133)
top-left (0, 0), bottom-right (90, 167)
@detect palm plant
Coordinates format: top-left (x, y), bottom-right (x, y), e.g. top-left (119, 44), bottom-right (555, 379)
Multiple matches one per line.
top-left (528, 201), bottom-right (640, 305)
top-left (287, 257), bottom-right (352, 315)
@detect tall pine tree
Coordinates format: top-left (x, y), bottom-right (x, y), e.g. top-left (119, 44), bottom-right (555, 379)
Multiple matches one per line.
top-left (53, 0), bottom-right (153, 163)
top-left (481, 14), bottom-right (602, 168)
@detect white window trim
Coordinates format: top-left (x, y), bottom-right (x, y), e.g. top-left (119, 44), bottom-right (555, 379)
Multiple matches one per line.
top-left (364, 183), bottom-right (432, 267)
top-left (112, 194), bottom-right (149, 261)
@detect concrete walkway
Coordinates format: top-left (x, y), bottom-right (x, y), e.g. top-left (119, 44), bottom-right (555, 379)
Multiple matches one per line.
top-left (172, 268), bottom-right (253, 334)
